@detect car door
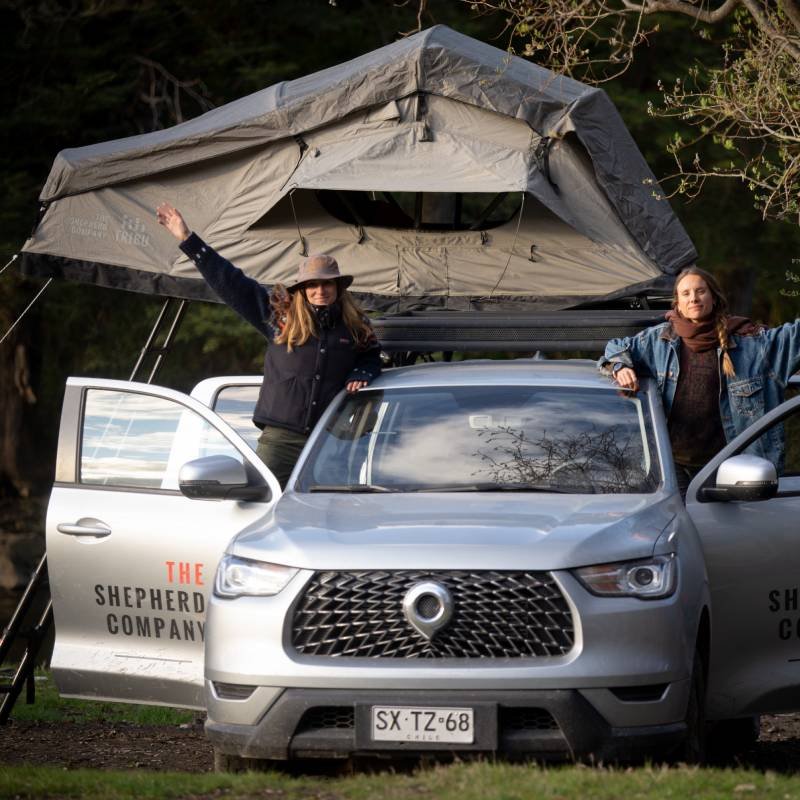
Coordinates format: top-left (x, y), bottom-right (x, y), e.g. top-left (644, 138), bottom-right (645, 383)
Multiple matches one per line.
top-left (686, 380), bottom-right (800, 720)
top-left (46, 377), bottom-right (280, 710)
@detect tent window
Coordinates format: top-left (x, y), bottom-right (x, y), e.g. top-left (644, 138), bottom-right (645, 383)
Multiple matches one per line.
top-left (316, 190), bottom-right (522, 231)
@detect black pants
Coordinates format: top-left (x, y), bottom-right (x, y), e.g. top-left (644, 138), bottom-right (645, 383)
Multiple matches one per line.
top-left (675, 463), bottom-right (701, 501)
top-left (256, 425), bottom-right (309, 489)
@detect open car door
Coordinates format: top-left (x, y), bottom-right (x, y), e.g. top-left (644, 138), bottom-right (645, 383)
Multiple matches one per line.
top-left (686, 380), bottom-right (800, 721)
top-left (45, 377), bottom-right (280, 709)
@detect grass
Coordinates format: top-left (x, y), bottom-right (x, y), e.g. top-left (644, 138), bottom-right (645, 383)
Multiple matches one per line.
top-left (5, 671), bottom-right (800, 799)
top-left (1, 668), bottom-right (195, 725)
top-left (2, 762), bottom-right (800, 800)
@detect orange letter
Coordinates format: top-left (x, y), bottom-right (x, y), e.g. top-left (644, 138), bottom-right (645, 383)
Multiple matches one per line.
top-left (165, 561), bottom-right (176, 583)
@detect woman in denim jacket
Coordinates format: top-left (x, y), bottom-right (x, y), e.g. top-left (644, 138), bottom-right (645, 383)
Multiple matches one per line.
top-left (600, 266), bottom-right (800, 493)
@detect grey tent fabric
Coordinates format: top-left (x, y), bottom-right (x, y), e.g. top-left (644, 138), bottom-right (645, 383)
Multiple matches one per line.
top-left (21, 25), bottom-right (696, 310)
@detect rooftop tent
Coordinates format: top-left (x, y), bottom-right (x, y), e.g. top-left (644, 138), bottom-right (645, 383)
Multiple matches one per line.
top-left (19, 25), bottom-right (696, 312)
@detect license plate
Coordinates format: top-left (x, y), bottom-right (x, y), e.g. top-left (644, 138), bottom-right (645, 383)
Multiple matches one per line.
top-left (371, 706), bottom-right (474, 744)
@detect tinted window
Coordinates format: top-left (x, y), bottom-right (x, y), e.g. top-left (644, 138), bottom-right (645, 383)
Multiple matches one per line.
top-left (297, 385), bottom-right (661, 494)
top-left (81, 389), bottom-right (244, 490)
top-left (213, 385), bottom-right (260, 451)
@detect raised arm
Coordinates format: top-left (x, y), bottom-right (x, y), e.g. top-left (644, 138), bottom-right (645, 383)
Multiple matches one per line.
top-left (156, 203), bottom-right (272, 337)
top-left (763, 319), bottom-right (800, 384)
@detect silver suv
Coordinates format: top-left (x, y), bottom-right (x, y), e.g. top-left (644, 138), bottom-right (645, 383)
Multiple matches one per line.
top-left (45, 359), bottom-right (800, 766)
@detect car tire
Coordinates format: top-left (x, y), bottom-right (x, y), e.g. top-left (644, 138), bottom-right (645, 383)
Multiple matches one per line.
top-left (213, 748), bottom-right (276, 773)
top-left (707, 716), bottom-right (760, 762)
top-left (677, 651), bottom-right (707, 765)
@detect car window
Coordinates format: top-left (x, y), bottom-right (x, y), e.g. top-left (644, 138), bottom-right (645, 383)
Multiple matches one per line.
top-left (296, 385), bottom-right (661, 493)
top-left (80, 389), bottom-right (245, 491)
top-left (212, 385), bottom-right (261, 451)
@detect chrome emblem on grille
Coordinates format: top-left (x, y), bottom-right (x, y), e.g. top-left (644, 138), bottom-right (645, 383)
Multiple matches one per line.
top-left (402, 582), bottom-right (453, 640)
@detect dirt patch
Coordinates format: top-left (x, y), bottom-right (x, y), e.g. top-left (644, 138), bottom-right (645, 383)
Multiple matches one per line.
top-left (0, 718), bottom-right (213, 772)
top-left (2, 715), bottom-right (800, 773)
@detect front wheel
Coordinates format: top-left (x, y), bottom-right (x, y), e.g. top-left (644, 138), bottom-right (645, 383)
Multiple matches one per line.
top-left (677, 651), bottom-right (707, 764)
top-left (707, 716), bottom-right (760, 763)
top-left (213, 747), bottom-right (277, 773)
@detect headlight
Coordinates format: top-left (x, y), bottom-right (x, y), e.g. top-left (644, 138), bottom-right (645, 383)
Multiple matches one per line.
top-left (573, 554), bottom-right (676, 599)
top-left (214, 555), bottom-right (298, 598)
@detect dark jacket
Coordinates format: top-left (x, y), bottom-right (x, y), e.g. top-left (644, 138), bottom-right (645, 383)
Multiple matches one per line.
top-left (180, 234), bottom-right (382, 434)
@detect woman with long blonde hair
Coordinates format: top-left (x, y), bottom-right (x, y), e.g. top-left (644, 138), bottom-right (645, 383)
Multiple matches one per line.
top-left (156, 203), bottom-right (381, 488)
top-left (601, 266), bottom-right (800, 495)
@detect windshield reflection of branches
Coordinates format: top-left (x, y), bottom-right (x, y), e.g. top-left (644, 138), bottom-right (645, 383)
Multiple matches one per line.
top-left (475, 424), bottom-right (652, 493)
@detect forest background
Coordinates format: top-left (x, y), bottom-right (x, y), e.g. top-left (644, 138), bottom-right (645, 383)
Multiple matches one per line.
top-left (2, 0), bottom-right (800, 501)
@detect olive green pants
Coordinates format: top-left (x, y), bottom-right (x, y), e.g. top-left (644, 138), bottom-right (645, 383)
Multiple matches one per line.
top-left (256, 425), bottom-right (309, 489)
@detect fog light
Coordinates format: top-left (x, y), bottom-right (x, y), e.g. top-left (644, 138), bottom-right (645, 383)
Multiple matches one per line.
top-left (213, 682), bottom-right (256, 700)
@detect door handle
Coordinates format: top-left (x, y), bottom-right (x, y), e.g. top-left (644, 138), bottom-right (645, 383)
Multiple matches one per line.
top-left (57, 519), bottom-right (112, 537)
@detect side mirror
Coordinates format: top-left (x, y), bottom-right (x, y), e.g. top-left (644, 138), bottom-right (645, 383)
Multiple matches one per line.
top-left (179, 455), bottom-right (271, 502)
top-left (699, 454), bottom-right (778, 503)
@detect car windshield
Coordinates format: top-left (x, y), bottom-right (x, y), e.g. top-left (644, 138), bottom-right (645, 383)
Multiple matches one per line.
top-left (296, 385), bottom-right (661, 494)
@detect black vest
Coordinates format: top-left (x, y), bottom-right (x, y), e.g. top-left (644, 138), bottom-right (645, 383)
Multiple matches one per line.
top-left (253, 305), bottom-right (362, 434)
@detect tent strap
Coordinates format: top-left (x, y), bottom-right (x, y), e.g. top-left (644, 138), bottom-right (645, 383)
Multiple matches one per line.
top-left (488, 193), bottom-right (526, 299)
top-left (0, 254), bottom-right (18, 276)
top-left (0, 277), bottom-right (53, 348)
top-left (289, 191), bottom-right (308, 256)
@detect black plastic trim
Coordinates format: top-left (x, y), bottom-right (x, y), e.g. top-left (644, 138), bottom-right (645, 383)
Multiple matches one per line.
top-left (205, 687), bottom-right (685, 763)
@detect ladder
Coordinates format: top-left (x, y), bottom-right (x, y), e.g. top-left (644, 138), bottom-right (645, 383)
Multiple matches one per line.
top-left (0, 297), bottom-right (188, 722)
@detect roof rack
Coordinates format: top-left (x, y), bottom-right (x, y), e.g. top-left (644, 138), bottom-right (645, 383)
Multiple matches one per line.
top-left (371, 310), bottom-right (664, 353)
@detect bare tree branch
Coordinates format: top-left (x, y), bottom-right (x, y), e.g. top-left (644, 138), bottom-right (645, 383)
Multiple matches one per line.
top-left (621, 0), bottom-right (740, 24)
top-left (133, 56), bottom-right (214, 131)
top-left (782, 0), bottom-right (800, 35)
top-left (465, 0), bottom-right (800, 222)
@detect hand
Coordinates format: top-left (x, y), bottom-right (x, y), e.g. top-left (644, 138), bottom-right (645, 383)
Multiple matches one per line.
top-left (614, 366), bottom-right (639, 393)
top-left (346, 380), bottom-right (368, 393)
top-left (156, 203), bottom-right (191, 242)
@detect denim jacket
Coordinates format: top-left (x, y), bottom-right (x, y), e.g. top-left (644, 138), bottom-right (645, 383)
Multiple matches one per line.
top-left (599, 319), bottom-right (800, 470)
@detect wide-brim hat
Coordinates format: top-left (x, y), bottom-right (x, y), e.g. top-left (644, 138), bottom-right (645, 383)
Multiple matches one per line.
top-left (287, 253), bottom-right (353, 292)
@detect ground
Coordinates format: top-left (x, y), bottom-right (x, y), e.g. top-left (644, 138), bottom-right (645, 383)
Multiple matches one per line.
top-left (0, 718), bottom-right (213, 772)
top-left (3, 716), bottom-right (800, 773)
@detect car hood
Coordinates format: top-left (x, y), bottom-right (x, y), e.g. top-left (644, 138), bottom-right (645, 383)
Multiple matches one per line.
top-left (231, 491), bottom-right (679, 570)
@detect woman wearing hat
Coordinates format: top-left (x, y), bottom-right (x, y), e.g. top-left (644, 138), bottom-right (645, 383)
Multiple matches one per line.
top-left (156, 202), bottom-right (381, 488)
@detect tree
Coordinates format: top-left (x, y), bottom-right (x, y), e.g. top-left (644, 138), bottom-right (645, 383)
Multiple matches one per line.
top-left (466, 1), bottom-right (800, 223)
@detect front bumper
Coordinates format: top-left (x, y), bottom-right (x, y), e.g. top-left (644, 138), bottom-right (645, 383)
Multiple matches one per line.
top-left (205, 686), bottom-right (688, 763)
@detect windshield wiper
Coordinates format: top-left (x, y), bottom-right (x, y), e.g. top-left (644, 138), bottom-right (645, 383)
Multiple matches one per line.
top-left (307, 484), bottom-right (399, 493)
top-left (412, 483), bottom-right (572, 493)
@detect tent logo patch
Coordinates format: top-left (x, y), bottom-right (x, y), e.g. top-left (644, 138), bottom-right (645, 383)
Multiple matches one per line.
top-left (116, 214), bottom-right (151, 248)
top-left (68, 214), bottom-right (109, 240)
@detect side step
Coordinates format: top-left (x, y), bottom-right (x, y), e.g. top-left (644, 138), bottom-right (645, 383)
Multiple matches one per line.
top-left (372, 310), bottom-right (664, 353)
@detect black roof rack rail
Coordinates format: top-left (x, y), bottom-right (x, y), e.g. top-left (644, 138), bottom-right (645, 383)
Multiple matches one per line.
top-left (372, 310), bottom-right (664, 353)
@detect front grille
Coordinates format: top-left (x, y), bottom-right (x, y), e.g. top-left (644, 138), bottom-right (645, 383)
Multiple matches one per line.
top-left (291, 570), bottom-right (573, 658)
